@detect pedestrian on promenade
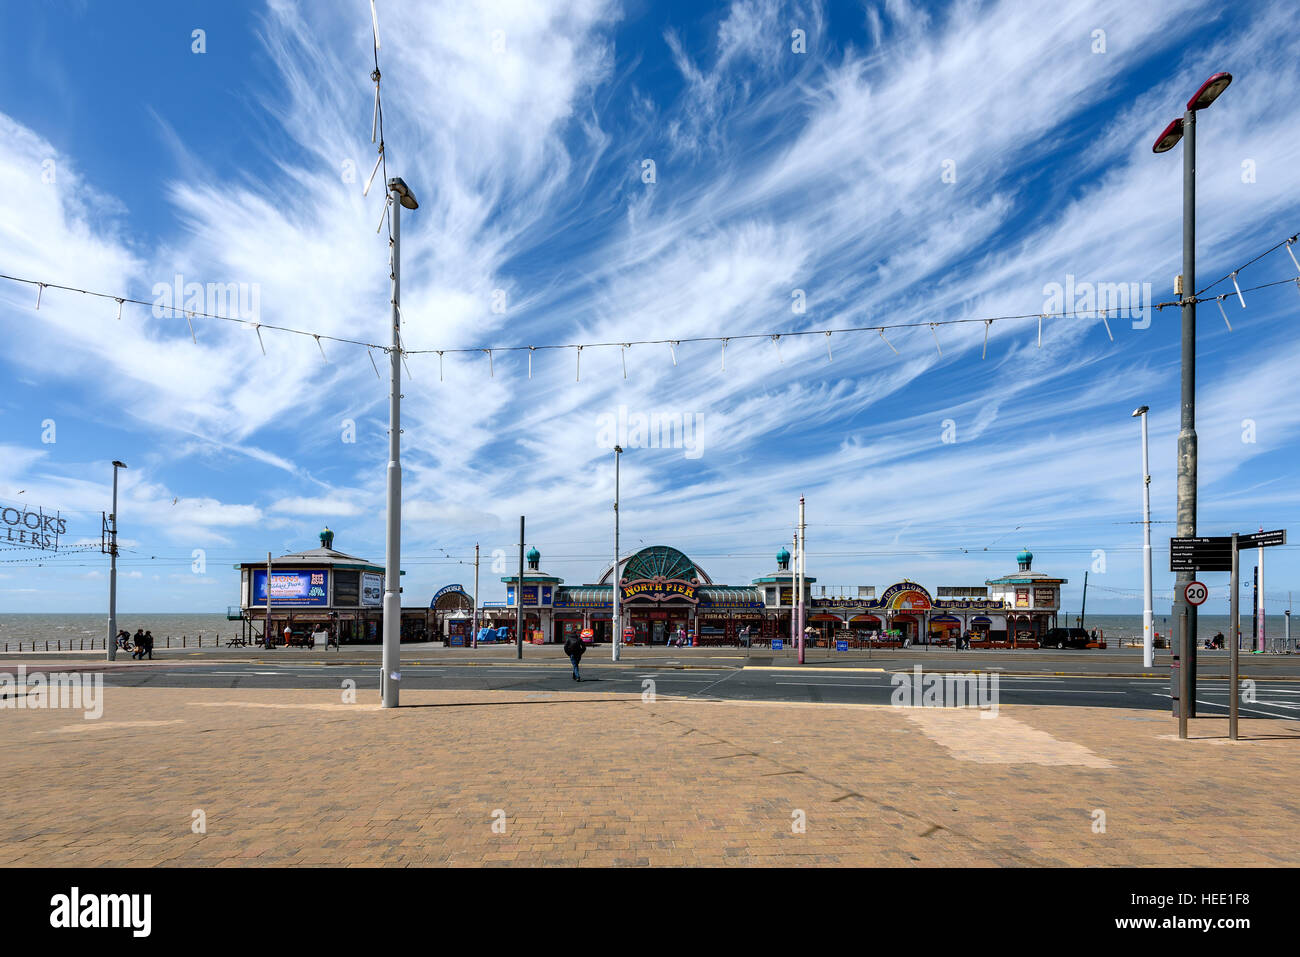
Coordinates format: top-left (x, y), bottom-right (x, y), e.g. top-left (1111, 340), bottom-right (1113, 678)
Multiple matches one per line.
top-left (563, 630), bottom-right (586, 682)
top-left (327, 627), bottom-right (339, 651)
top-left (142, 630), bottom-right (154, 660)
top-left (131, 628), bottom-right (145, 659)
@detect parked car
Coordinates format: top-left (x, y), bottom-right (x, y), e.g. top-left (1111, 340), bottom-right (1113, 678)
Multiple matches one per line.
top-left (1043, 627), bottom-right (1091, 649)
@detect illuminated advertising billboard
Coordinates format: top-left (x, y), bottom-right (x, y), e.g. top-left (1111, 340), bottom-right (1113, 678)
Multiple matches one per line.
top-left (252, 568), bottom-right (329, 606)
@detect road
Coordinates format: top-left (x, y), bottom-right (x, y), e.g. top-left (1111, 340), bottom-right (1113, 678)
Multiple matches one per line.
top-left (9, 657), bottom-right (1300, 720)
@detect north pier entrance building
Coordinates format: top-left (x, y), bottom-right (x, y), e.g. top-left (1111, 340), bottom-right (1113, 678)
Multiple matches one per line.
top-left (491, 544), bottom-right (1063, 647)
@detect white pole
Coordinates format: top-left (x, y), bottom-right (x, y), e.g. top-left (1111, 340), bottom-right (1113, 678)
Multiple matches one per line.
top-left (106, 464), bottom-right (120, 661)
top-left (790, 531), bottom-right (797, 649)
top-left (266, 551), bottom-right (272, 648)
top-left (1140, 411), bottom-right (1154, 667)
top-left (472, 543), bottom-right (479, 649)
top-left (381, 185), bottom-right (403, 707)
top-left (612, 445), bottom-right (621, 661)
top-left (790, 496), bottom-right (800, 660)
top-left (1257, 541), bottom-right (1265, 652)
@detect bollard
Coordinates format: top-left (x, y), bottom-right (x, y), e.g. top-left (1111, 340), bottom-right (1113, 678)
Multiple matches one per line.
top-left (182, 636), bottom-right (186, 648)
top-left (167, 636), bottom-right (171, 648)
top-left (45, 640), bottom-right (49, 651)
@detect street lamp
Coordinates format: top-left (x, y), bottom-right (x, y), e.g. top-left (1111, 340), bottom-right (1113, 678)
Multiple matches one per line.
top-left (106, 460), bottom-right (127, 661)
top-left (382, 176), bottom-right (417, 708)
top-left (612, 445), bottom-right (622, 662)
top-left (1132, 406), bottom-right (1154, 667)
top-left (1151, 70), bottom-right (1232, 715)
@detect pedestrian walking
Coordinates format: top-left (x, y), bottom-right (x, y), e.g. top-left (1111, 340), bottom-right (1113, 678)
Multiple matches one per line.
top-left (563, 629), bottom-right (586, 682)
top-left (131, 628), bottom-right (145, 659)
top-left (327, 627), bottom-right (339, 651)
top-left (142, 630), bottom-right (154, 660)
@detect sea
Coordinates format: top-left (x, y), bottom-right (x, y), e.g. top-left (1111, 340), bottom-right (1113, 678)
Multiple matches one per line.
top-left (0, 613), bottom-right (235, 647)
top-left (0, 611), bottom-right (1293, 646)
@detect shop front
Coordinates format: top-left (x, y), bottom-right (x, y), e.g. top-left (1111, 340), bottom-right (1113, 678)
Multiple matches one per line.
top-left (628, 606), bottom-right (693, 645)
top-left (928, 614), bottom-right (962, 643)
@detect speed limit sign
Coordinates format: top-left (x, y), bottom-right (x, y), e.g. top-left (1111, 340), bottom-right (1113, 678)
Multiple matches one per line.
top-left (1184, 581), bottom-right (1209, 606)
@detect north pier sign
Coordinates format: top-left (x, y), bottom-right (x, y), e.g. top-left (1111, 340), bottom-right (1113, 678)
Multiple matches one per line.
top-left (620, 577), bottom-right (699, 603)
top-left (1, 503), bottom-right (66, 550)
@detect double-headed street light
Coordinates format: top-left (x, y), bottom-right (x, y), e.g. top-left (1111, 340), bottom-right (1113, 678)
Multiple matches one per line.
top-left (1151, 70), bottom-right (1232, 714)
top-left (1131, 407), bottom-right (1154, 668)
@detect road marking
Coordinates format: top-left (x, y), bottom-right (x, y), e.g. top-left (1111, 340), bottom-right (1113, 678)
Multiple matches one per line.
top-left (1153, 693), bottom-right (1299, 721)
top-left (747, 666), bottom-right (886, 673)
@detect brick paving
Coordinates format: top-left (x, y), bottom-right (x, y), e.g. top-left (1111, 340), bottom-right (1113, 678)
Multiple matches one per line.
top-left (1, 685), bottom-right (1298, 866)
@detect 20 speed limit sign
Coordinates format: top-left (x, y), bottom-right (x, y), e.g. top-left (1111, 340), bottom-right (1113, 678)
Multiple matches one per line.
top-left (1184, 581), bottom-right (1209, 606)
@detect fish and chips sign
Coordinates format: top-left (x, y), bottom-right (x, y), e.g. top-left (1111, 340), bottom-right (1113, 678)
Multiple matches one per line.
top-left (2, 502), bottom-right (66, 550)
top-left (620, 576), bottom-right (699, 603)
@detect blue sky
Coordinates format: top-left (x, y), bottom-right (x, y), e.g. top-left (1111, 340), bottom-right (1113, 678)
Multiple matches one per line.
top-left (1, 0), bottom-right (1298, 618)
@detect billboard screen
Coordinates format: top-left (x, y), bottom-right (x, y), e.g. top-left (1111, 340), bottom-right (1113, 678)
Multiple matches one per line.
top-left (252, 568), bottom-right (329, 606)
top-left (361, 572), bottom-right (383, 607)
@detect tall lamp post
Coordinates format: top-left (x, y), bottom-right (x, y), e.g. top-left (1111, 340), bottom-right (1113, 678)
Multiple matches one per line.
top-left (1132, 406), bottom-right (1154, 667)
top-left (1151, 70), bottom-right (1232, 714)
top-left (106, 460), bottom-right (127, 660)
top-left (382, 176), bottom-right (418, 709)
top-left (612, 445), bottom-right (622, 662)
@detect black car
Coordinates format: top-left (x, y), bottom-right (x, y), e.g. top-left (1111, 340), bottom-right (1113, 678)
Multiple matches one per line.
top-left (1043, 627), bottom-right (1091, 649)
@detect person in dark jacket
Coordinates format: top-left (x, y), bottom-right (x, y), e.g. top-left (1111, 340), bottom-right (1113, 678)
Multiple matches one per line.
top-left (142, 630), bottom-right (154, 660)
top-left (131, 628), bottom-right (146, 659)
top-left (563, 632), bottom-right (586, 682)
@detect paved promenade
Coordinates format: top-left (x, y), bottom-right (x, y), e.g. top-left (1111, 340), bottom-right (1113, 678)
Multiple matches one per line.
top-left (2, 684), bottom-right (1297, 866)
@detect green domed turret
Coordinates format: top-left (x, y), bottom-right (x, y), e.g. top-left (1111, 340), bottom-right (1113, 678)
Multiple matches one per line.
top-left (320, 527), bottom-right (335, 549)
top-left (776, 546), bottom-right (791, 570)
top-left (527, 546), bottom-right (540, 570)
top-left (1017, 548), bottom-right (1033, 571)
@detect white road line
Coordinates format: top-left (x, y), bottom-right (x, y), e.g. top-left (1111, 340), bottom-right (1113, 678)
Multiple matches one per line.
top-left (1154, 693), bottom-right (1300, 721)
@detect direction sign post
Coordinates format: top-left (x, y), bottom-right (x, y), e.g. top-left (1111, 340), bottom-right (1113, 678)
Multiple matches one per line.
top-left (1171, 529), bottom-right (1286, 739)
top-left (1170, 536), bottom-right (1233, 573)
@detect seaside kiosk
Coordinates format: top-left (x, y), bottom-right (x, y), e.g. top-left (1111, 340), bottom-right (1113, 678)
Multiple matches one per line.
top-left (234, 528), bottom-right (416, 645)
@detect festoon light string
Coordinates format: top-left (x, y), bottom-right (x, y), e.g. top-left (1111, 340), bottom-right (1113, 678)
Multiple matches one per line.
top-left (3, 228), bottom-right (1297, 380)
